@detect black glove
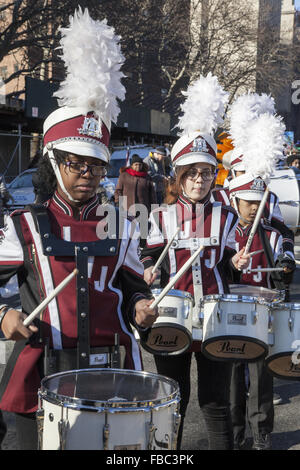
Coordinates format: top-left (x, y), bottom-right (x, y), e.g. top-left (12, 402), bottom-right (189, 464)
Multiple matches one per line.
top-left (276, 254), bottom-right (296, 284)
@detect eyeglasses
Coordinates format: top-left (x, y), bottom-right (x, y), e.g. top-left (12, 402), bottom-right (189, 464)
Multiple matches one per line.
top-left (64, 160), bottom-right (107, 177)
top-left (185, 168), bottom-right (215, 181)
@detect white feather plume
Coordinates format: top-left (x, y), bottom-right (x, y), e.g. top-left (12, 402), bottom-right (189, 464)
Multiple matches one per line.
top-left (241, 113), bottom-right (286, 180)
top-left (177, 72), bottom-right (229, 135)
top-left (53, 8), bottom-right (125, 126)
top-left (229, 92), bottom-right (276, 151)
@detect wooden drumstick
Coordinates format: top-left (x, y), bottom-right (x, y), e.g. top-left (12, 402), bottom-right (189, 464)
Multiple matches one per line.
top-left (151, 227), bottom-right (180, 275)
top-left (244, 187), bottom-right (270, 256)
top-left (248, 249), bottom-right (264, 257)
top-left (23, 269), bottom-right (79, 327)
top-left (150, 245), bottom-right (204, 310)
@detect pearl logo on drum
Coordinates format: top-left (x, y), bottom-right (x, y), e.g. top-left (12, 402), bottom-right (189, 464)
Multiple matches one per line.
top-left (217, 341), bottom-right (246, 355)
top-left (150, 334), bottom-right (179, 347)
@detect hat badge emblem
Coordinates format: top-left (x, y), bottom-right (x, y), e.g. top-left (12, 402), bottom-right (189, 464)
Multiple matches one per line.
top-left (250, 178), bottom-right (265, 191)
top-left (191, 137), bottom-right (208, 153)
top-left (78, 116), bottom-right (102, 139)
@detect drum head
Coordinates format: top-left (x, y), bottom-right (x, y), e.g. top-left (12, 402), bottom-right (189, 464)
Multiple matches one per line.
top-left (140, 323), bottom-right (192, 356)
top-left (266, 354), bottom-right (300, 380)
top-left (229, 285), bottom-right (283, 303)
top-left (202, 336), bottom-right (268, 362)
top-left (40, 369), bottom-right (179, 409)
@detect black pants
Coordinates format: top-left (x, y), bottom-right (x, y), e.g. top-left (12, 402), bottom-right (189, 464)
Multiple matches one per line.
top-left (0, 410), bottom-right (7, 449)
top-left (154, 351), bottom-right (233, 450)
top-left (14, 413), bottom-right (38, 450)
top-left (230, 359), bottom-right (274, 444)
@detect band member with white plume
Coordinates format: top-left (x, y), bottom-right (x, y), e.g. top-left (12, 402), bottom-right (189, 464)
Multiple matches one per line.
top-left (227, 104), bottom-right (294, 451)
top-left (0, 8), bottom-right (157, 450)
top-left (140, 73), bottom-right (250, 450)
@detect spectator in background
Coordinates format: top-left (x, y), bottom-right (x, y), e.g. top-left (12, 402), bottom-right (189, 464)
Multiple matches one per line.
top-left (143, 146), bottom-right (173, 204)
top-left (114, 154), bottom-right (157, 214)
top-left (287, 154), bottom-right (300, 170)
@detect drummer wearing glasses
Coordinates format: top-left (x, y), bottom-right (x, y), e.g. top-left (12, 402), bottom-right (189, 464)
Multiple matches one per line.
top-left (141, 74), bottom-right (250, 451)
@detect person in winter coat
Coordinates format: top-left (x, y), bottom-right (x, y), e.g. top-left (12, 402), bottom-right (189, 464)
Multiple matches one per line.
top-left (114, 154), bottom-right (157, 214)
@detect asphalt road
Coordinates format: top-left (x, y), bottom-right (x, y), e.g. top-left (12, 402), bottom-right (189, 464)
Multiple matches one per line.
top-left (1, 239), bottom-right (300, 451)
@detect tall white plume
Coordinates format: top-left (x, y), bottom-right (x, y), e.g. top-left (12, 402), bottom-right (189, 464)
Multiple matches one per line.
top-left (177, 72), bottom-right (229, 135)
top-left (240, 113), bottom-right (286, 180)
top-left (53, 8), bottom-right (125, 126)
top-left (229, 92), bottom-right (276, 152)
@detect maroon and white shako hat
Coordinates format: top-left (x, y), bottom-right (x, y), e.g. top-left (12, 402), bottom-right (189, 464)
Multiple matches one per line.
top-left (43, 106), bottom-right (111, 163)
top-left (229, 174), bottom-right (267, 201)
top-left (171, 132), bottom-right (217, 168)
top-left (172, 73), bottom-right (229, 169)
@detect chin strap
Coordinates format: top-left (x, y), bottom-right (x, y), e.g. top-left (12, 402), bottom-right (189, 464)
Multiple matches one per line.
top-left (47, 145), bottom-right (80, 203)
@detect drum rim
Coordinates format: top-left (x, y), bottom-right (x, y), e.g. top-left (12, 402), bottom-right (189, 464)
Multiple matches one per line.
top-left (151, 288), bottom-right (194, 302)
top-left (271, 303), bottom-right (300, 310)
top-left (229, 285), bottom-right (285, 303)
top-left (202, 294), bottom-right (273, 305)
top-left (39, 368), bottom-right (180, 410)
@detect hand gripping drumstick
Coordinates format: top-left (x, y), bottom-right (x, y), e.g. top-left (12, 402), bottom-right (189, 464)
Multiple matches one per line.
top-left (151, 227), bottom-right (181, 275)
top-left (150, 245), bottom-right (204, 310)
top-left (244, 187), bottom-right (270, 256)
top-left (23, 269), bottom-right (79, 327)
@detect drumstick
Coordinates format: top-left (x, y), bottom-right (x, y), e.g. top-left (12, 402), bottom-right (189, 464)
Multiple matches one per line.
top-left (150, 245), bottom-right (204, 310)
top-left (248, 249), bottom-right (264, 257)
top-left (246, 267), bottom-right (284, 273)
top-left (23, 269), bottom-right (79, 327)
top-left (151, 227), bottom-right (180, 274)
top-left (244, 187), bottom-right (270, 256)
top-left (295, 260), bottom-right (300, 265)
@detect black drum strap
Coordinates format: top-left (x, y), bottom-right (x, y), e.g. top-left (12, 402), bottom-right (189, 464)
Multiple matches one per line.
top-left (257, 223), bottom-right (285, 291)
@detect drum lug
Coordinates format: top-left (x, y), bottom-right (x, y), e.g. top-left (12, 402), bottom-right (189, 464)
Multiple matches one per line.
top-left (217, 310), bottom-right (222, 323)
top-left (289, 316), bottom-right (294, 332)
top-left (199, 311), bottom-right (204, 327)
top-left (251, 310), bottom-right (258, 325)
top-left (58, 417), bottom-right (69, 451)
top-left (103, 423), bottom-right (110, 450)
top-left (172, 411), bottom-right (181, 450)
top-left (36, 408), bottom-right (44, 450)
top-left (268, 333), bottom-right (275, 346)
top-left (147, 422), bottom-right (156, 450)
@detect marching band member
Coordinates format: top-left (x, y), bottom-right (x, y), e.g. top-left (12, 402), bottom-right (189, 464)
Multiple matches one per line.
top-left (141, 74), bottom-right (250, 450)
top-left (227, 110), bottom-right (295, 450)
top-left (0, 9), bottom-right (157, 450)
top-left (211, 93), bottom-right (295, 298)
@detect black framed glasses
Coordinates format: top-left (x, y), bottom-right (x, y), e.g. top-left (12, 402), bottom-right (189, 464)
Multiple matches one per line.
top-left (185, 168), bottom-right (215, 181)
top-left (64, 160), bottom-right (107, 177)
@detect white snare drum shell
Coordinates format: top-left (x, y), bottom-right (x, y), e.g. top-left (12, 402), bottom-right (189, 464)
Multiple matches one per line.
top-left (141, 289), bottom-right (194, 355)
top-left (202, 295), bottom-right (270, 361)
top-left (39, 369), bottom-right (181, 450)
top-left (266, 304), bottom-right (300, 380)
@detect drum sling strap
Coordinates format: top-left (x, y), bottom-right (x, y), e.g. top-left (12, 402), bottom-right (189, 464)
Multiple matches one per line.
top-left (26, 204), bottom-right (121, 371)
top-left (257, 223), bottom-right (285, 293)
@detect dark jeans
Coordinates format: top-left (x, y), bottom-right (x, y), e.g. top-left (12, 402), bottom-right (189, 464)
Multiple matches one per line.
top-left (154, 351), bottom-right (233, 450)
top-left (15, 413), bottom-right (38, 450)
top-left (0, 410), bottom-right (7, 449)
top-left (230, 359), bottom-right (274, 443)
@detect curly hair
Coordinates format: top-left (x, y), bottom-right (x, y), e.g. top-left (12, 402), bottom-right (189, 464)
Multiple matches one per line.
top-left (34, 149), bottom-right (68, 201)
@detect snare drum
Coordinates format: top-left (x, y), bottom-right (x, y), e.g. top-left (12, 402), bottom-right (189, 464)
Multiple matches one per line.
top-left (140, 289), bottom-right (194, 355)
top-left (202, 292), bottom-right (272, 362)
top-left (266, 303), bottom-right (300, 380)
top-left (38, 369), bottom-right (181, 450)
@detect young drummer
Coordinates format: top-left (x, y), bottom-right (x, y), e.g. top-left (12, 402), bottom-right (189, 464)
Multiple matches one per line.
top-left (141, 74), bottom-right (250, 450)
top-left (228, 183), bottom-right (294, 449)
top-left (0, 10), bottom-right (157, 450)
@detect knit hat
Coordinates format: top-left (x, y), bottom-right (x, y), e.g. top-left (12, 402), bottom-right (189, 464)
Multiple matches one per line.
top-left (131, 154), bottom-right (143, 164)
top-left (153, 146), bottom-right (166, 156)
top-left (171, 73), bottom-right (229, 168)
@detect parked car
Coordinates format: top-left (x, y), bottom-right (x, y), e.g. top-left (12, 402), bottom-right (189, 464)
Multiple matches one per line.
top-left (6, 168), bottom-right (36, 210)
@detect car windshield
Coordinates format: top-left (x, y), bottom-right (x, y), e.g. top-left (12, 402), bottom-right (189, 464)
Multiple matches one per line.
top-left (9, 173), bottom-right (33, 189)
top-left (107, 159), bottom-right (126, 178)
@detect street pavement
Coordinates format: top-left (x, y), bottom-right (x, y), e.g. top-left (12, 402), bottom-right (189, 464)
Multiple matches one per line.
top-left (1, 239), bottom-right (300, 451)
